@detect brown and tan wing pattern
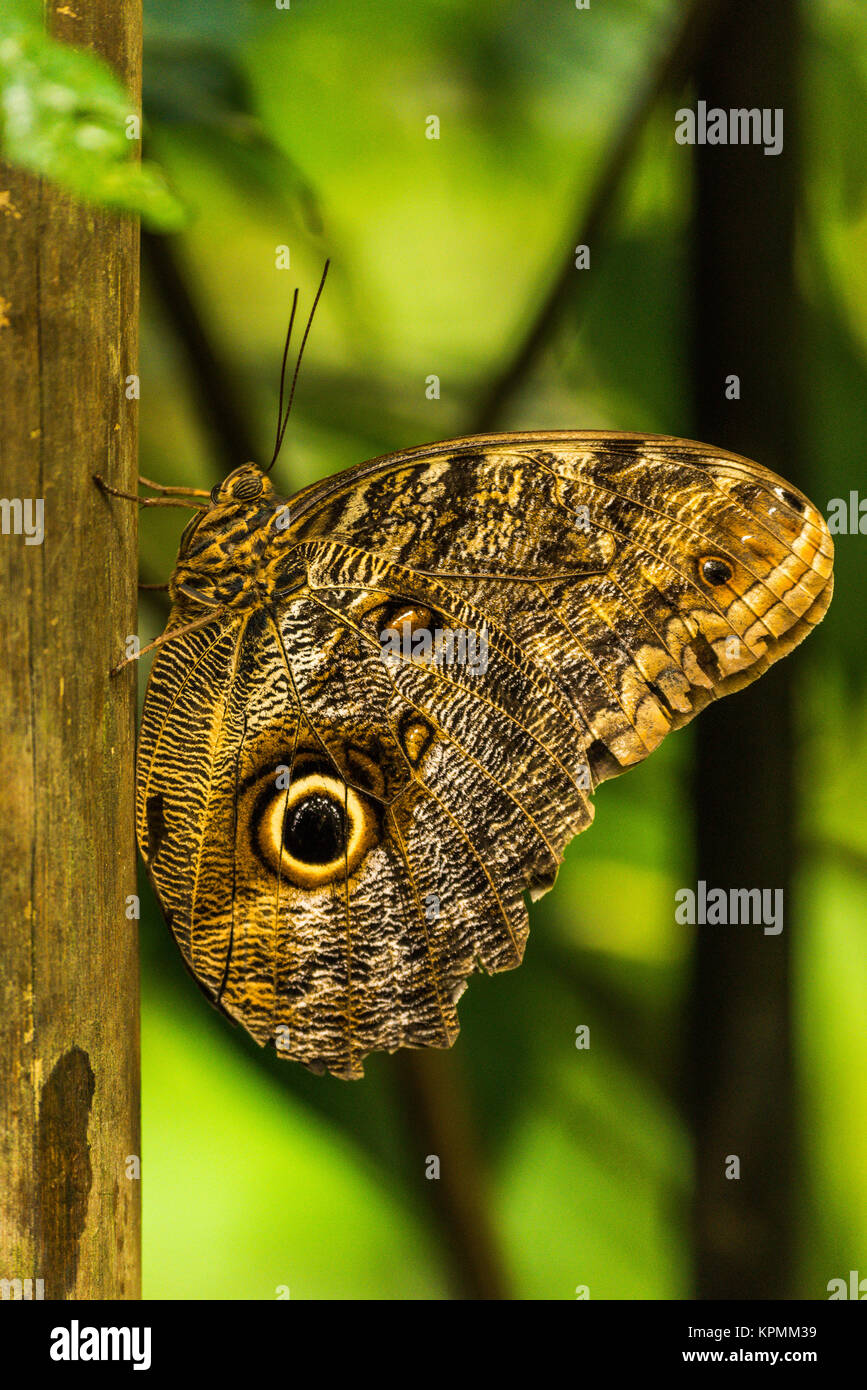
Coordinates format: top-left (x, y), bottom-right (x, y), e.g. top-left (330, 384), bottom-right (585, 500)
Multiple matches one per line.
top-left (136, 433), bottom-right (833, 1078)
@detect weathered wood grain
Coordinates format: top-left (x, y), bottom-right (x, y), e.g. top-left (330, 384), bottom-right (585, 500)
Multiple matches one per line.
top-left (0, 2), bottom-right (141, 1300)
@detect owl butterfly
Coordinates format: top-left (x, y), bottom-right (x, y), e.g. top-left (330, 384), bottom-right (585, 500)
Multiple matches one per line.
top-left (128, 292), bottom-right (834, 1080)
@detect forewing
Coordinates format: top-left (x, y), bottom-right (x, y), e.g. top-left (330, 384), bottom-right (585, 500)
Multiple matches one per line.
top-left (284, 433), bottom-right (833, 775)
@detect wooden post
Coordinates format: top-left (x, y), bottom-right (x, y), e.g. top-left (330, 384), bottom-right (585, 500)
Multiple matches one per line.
top-left (0, 2), bottom-right (141, 1299)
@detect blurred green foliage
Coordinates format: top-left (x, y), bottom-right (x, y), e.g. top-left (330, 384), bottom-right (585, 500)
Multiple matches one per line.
top-left (126, 0), bottom-right (867, 1298)
top-left (0, 0), bottom-right (184, 227)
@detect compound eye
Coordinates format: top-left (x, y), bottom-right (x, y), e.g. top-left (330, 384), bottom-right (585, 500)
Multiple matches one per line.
top-left (231, 471), bottom-right (264, 502)
top-left (700, 555), bottom-right (733, 586)
top-left (210, 468), bottom-right (265, 504)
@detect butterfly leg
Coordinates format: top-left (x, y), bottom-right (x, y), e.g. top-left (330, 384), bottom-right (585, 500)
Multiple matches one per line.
top-left (138, 474), bottom-right (210, 498)
top-left (93, 474), bottom-right (201, 509)
top-left (110, 608), bottom-right (226, 677)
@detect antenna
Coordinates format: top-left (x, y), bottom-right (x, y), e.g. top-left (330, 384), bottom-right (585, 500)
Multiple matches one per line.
top-left (265, 259), bottom-right (331, 474)
top-left (267, 288), bottom-right (299, 472)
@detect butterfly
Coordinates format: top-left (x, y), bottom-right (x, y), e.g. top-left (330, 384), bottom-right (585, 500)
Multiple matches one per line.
top-left (119, 274), bottom-right (835, 1079)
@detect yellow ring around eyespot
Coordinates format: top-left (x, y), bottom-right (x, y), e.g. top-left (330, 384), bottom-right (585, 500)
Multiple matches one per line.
top-left (255, 772), bottom-right (378, 888)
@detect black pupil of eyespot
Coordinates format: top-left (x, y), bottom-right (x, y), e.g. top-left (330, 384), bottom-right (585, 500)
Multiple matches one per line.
top-left (284, 794), bottom-right (346, 864)
top-left (702, 558), bottom-right (732, 585)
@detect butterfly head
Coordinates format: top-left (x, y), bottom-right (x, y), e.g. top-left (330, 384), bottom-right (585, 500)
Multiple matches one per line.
top-left (209, 463), bottom-right (277, 507)
top-left (170, 464), bottom-right (286, 609)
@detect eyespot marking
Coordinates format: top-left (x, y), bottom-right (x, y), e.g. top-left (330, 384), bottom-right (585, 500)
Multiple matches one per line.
top-left (700, 556), bottom-right (733, 586)
top-left (250, 761), bottom-right (379, 888)
top-left (398, 714), bottom-right (435, 767)
top-left (774, 485), bottom-right (805, 513)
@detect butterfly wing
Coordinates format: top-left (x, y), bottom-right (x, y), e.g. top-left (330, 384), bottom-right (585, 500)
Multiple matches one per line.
top-left (137, 432), bottom-right (833, 1078)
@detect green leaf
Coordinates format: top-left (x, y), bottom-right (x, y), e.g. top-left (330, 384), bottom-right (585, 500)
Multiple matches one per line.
top-left (0, 3), bottom-right (187, 230)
